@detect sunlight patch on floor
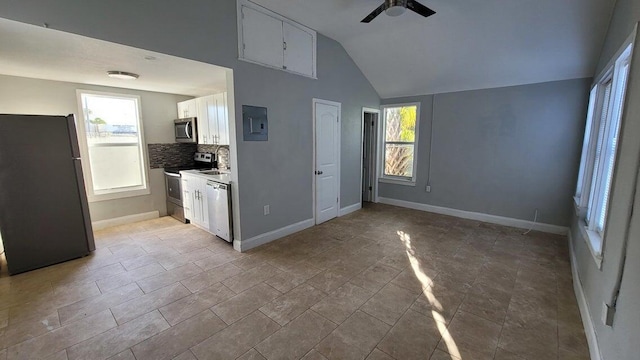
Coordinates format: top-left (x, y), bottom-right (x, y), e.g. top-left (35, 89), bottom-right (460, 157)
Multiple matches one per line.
top-left (398, 230), bottom-right (461, 359)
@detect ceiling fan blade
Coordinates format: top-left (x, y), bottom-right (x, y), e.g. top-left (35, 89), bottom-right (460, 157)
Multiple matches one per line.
top-left (361, 3), bottom-right (387, 23)
top-left (406, 0), bottom-right (436, 18)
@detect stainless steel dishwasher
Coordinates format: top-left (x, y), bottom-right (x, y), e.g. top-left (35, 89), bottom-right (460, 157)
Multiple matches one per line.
top-left (206, 181), bottom-right (232, 242)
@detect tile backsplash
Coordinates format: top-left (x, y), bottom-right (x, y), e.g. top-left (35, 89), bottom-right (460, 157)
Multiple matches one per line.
top-left (147, 143), bottom-right (197, 169)
top-left (147, 143), bottom-right (230, 170)
top-left (197, 144), bottom-right (230, 170)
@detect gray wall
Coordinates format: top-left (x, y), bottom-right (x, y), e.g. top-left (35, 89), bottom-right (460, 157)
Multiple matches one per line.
top-left (0, 74), bottom-right (191, 221)
top-left (569, 0), bottom-right (640, 358)
top-left (0, 0), bottom-right (380, 240)
top-left (379, 78), bottom-right (591, 226)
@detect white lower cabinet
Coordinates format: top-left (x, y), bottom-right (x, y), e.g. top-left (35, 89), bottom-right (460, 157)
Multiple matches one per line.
top-left (181, 174), bottom-right (209, 230)
top-left (182, 177), bottom-right (193, 221)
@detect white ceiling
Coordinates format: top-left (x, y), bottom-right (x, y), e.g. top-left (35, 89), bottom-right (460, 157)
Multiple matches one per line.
top-left (0, 18), bottom-right (228, 97)
top-left (251, 0), bottom-right (616, 98)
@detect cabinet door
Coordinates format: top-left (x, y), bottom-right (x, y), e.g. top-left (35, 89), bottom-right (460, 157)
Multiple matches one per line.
top-left (192, 187), bottom-right (203, 226)
top-left (204, 95), bottom-right (218, 145)
top-left (283, 22), bottom-right (314, 76)
top-left (199, 178), bottom-right (209, 229)
top-left (196, 96), bottom-right (210, 144)
top-left (214, 93), bottom-right (230, 145)
top-left (195, 95), bottom-right (218, 145)
top-left (178, 99), bottom-right (197, 118)
top-left (177, 101), bottom-right (188, 119)
top-left (241, 5), bottom-right (284, 69)
top-left (181, 177), bottom-right (192, 220)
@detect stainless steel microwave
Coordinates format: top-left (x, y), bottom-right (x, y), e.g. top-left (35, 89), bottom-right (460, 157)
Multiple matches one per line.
top-left (174, 118), bottom-right (197, 143)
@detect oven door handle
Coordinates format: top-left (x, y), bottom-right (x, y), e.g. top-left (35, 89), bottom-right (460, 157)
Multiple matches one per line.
top-left (164, 172), bottom-right (181, 177)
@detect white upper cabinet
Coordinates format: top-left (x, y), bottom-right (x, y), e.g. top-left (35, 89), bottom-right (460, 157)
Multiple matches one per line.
top-left (283, 22), bottom-right (314, 76)
top-left (179, 93), bottom-right (229, 145)
top-left (196, 95), bottom-right (215, 144)
top-left (177, 99), bottom-right (197, 119)
top-left (238, 0), bottom-right (316, 78)
top-left (241, 6), bottom-right (284, 69)
top-left (214, 92), bottom-right (229, 145)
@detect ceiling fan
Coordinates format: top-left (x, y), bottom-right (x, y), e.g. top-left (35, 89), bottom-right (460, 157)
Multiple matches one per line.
top-left (361, 0), bottom-right (436, 23)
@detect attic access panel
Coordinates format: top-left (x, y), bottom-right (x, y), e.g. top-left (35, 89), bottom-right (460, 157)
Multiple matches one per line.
top-left (242, 105), bottom-right (268, 141)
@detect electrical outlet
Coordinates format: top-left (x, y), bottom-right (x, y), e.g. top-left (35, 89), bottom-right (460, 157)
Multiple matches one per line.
top-left (425, 185), bottom-right (431, 192)
top-left (264, 205), bottom-right (270, 216)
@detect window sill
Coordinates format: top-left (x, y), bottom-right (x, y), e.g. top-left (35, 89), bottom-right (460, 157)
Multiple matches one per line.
top-left (88, 187), bottom-right (150, 202)
top-left (573, 197), bottom-right (587, 218)
top-left (378, 178), bottom-right (416, 187)
top-left (579, 222), bottom-right (603, 269)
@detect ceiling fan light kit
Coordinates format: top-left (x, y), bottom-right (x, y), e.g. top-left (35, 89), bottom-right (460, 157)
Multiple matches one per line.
top-left (361, 0), bottom-right (436, 23)
top-left (385, 5), bottom-right (406, 17)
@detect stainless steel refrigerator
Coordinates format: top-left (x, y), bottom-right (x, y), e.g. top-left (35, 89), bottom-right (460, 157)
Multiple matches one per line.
top-left (0, 114), bottom-right (95, 275)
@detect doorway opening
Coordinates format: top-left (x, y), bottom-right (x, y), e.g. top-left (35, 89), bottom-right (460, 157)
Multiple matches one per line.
top-left (361, 107), bottom-right (380, 204)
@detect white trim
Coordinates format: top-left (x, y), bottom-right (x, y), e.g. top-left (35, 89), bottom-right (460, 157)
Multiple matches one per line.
top-left (378, 178), bottom-right (417, 187)
top-left (379, 102), bottom-right (421, 184)
top-left (225, 69), bottom-right (242, 243)
top-left (568, 231), bottom-right (602, 360)
top-left (312, 98), bottom-right (341, 225)
top-left (339, 203), bottom-right (361, 217)
top-left (578, 222), bottom-right (604, 269)
top-left (378, 197), bottom-right (568, 235)
top-left (361, 107), bottom-right (380, 204)
top-left (235, 218), bottom-right (314, 252)
top-left (92, 211), bottom-right (159, 230)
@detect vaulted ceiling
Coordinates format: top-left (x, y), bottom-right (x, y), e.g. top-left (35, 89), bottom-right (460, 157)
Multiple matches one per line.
top-left (251, 0), bottom-right (616, 98)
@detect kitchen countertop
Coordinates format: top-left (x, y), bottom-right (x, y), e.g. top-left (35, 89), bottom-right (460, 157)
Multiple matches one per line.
top-left (180, 169), bottom-right (232, 185)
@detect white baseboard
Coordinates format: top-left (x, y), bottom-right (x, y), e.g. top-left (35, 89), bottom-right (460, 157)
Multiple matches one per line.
top-left (568, 231), bottom-right (602, 360)
top-left (378, 197), bottom-right (568, 235)
top-left (236, 218), bottom-right (314, 252)
top-left (91, 211), bottom-right (160, 230)
top-left (339, 203), bottom-right (361, 216)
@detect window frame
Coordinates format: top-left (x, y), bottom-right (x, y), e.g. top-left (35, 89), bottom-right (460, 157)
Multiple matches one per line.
top-left (76, 89), bottom-right (150, 202)
top-left (573, 31), bottom-right (635, 267)
top-left (378, 102), bottom-right (421, 186)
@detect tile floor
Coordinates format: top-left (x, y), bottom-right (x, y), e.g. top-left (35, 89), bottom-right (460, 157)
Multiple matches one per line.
top-left (0, 203), bottom-right (589, 360)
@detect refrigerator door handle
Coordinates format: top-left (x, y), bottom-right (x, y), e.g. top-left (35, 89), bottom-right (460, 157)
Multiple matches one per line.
top-left (67, 114), bottom-right (82, 158)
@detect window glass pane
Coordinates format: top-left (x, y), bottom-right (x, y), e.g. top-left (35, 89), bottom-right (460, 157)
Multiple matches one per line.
top-left (80, 93), bottom-right (144, 192)
top-left (89, 145), bottom-right (143, 190)
top-left (385, 106), bottom-right (416, 142)
top-left (596, 62), bottom-right (630, 233)
top-left (384, 144), bottom-right (414, 177)
top-left (587, 81), bottom-right (612, 223)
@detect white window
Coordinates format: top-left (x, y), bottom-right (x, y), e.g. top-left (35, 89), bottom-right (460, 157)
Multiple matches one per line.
top-left (77, 90), bottom-right (149, 201)
top-left (574, 40), bottom-right (633, 259)
top-left (379, 103), bottom-right (420, 185)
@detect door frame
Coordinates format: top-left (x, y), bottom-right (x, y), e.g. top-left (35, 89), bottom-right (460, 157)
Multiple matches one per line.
top-left (361, 107), bottom-right (380, 204)
top-left (312, 98), bottom-right (341, 224)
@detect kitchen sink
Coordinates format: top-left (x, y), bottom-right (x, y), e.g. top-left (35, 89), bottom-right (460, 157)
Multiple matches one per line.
top-left (199, 169), bottom-right (230, 175)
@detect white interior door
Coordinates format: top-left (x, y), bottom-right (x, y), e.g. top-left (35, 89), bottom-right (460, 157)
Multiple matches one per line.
top-left (314, 100), bottom-right (340, 224)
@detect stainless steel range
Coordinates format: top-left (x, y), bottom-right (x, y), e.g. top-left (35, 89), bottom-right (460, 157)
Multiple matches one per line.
top-left (164, 152), bottom-right (215, 223)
